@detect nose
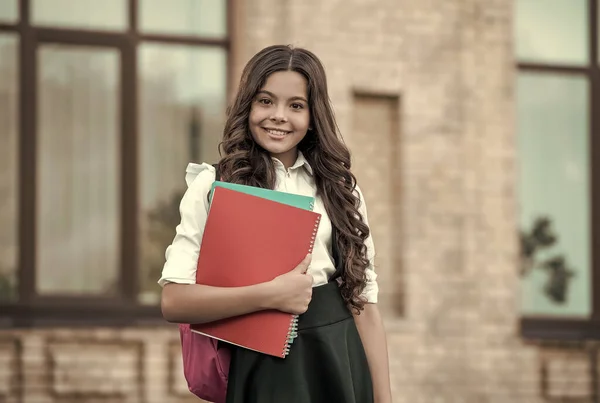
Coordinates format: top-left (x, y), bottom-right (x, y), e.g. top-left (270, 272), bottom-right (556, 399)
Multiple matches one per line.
top-left (270, 106), bottom-right (288, 123)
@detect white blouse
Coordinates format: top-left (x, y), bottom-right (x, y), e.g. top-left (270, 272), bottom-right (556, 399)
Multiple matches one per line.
top-left (158, 152), bottom-right (379, 303)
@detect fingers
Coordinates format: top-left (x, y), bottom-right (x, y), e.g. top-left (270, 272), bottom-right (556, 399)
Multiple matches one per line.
top-left (293, 253), bottom-right (312, 274)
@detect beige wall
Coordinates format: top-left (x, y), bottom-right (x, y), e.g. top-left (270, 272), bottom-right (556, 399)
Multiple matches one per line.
top-left (0, 0), bottom-right (594, 402)
top-left (232, 0), bottom-right (589, 401)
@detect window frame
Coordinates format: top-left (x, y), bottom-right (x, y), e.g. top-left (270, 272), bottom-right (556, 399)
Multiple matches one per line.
top-left (0, 0), bottom-right (232, 327)
top-left (518, 0), bottom-right (600, 340)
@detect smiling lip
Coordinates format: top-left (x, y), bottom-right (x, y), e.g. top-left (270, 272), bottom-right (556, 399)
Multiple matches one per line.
top-left (263, 127), bottom-right (291, 136)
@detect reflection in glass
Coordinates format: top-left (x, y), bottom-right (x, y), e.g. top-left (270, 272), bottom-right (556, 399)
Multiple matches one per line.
top-left (37, 45), bottom-right (121, 296)
top-left (517, 72), bottom-right (591, 317)
top-left (32, 0), bottom-right (127, 30)
top-left (140, 0), bottom-right (227, 38)
top-left (0, 35), bottom-right (19, 301)
top-left (515, 0), bottom-right (588, 65)
top-left (0, 0), bottom-right (18, 23)
top-left (138, 44), bottom-right (227, 304)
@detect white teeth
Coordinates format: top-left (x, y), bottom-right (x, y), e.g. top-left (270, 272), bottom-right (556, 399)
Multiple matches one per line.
top-left (266, 129), bottom-right (288, 136)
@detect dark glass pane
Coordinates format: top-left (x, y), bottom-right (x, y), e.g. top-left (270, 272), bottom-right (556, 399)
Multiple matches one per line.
top-left (37, 44), bottom-right (121, 296)
top-left (0, 34), bottom-right (19, 302)
top-left (138, 44), bottom-right (227, 304)
top-left (515, 0), bottom-right (588, 65)
top-left (517, 72), bottom-right (591, 317)
top-left (139, 0), bottom-right (226, 38)
top-left (32, 0), bottom-right (127, 30)
top-left (0, 0), bottom-right (18, 23)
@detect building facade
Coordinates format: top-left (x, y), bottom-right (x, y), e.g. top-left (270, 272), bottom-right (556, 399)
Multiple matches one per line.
top-left (0, 0), bottom-right (597, 402)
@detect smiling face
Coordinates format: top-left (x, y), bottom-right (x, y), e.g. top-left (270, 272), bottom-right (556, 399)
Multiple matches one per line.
top-left (248, 70), bottom-right (311, 168)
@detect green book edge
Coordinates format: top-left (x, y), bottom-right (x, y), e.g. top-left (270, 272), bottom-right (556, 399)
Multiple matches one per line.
top-left (209, 181), bottom-right (315, 211)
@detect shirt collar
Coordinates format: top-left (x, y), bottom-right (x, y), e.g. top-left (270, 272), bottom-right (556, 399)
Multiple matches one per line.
top-left (272, 151), bottom-right (313, 176)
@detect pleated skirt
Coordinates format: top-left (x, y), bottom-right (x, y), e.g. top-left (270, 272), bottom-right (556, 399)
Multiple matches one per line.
top-left (225, 281), bottom-right (374, 403)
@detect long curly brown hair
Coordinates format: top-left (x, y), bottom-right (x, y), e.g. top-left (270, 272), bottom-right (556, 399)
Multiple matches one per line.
top-left (218, 45), bottom-right (370, 313)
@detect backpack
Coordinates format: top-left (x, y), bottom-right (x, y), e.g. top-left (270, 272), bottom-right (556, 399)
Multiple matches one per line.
top-left (179, 323), bottom-right (230, 403)
top-left (178, 163), bottom-right (345, 402)
top-left (179, 163), bottom-right (230, 403)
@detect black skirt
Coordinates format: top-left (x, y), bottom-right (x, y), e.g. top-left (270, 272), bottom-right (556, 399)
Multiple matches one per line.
top-left (225, 281), bottom-right (374, 403)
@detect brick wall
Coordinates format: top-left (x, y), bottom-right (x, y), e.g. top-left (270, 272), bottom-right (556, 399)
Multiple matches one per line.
top-left (0, 0), bottom-right (594, 402)
top-left (233, 0), bottom-right (592, 401)
top-left (0, 326), bottom-right (202, 403)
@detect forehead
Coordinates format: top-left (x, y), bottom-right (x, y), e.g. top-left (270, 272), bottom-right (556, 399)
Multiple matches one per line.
top-left (260, 71), bottom-right (307, 98)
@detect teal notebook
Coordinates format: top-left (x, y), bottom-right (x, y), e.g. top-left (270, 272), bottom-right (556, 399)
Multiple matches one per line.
top-left (210, 181), bottom-right (315, 211)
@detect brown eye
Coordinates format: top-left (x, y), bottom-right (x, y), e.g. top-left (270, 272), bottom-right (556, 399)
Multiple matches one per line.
top-left (258, 98), bottom-right (272, 105)
top-left (291, 103), bottom-right (304, 110)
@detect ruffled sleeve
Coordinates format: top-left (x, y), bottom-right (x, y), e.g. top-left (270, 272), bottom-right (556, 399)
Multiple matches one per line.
top-left (157, 163), bottom-right (216, 287)
top-left (355, 185), bottom-right (379, 304)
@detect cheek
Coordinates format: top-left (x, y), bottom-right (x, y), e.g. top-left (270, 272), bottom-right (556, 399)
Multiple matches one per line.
top-left (248, 106), bottom-right (260, 126)
top-left (248, 117), bottom-right (259, 140)
top-left (248, 108), bottom-right (263, 134)
top-left (249, 104), bottom-right (271, 124)
top-left (294, 111), bottom-right (311, 131)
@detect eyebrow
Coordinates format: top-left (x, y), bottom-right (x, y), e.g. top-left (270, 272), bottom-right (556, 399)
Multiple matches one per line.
top-left (256, 90), bottom-right (308, 103)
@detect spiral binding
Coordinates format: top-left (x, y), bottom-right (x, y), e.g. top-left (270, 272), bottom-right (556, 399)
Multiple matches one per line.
top-left (281, 214), bottom-right (321, 358)
top-left (282, 318), bottom-right (299, 357)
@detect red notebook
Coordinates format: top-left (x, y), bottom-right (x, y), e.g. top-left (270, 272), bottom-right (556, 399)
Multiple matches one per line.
top-left (191, 187), bottom-right (321, 358)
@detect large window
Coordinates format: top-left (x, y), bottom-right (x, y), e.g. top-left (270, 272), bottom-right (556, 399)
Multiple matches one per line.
top-left (516, 0), bottom-right (600, 338)
top-left (0, 0), bottom-right (229, 326)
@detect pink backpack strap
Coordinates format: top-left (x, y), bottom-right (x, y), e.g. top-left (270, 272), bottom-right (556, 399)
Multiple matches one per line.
top-left (179, 323), bottom-right (230, 402)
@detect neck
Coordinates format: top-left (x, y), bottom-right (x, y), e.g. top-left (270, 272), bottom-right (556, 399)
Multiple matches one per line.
top-left (271, 149), bottom-right (298, 169)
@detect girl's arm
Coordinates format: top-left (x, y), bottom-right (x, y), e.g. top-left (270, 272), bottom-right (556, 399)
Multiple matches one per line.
top-left (354, 304), bottom-right (393, 403)
top-left (161, 254), bottom-right (313, 324)
top-left (161, 282), bottom-right (274, 324)
top-left (351, 185), bottom-right (391, 401)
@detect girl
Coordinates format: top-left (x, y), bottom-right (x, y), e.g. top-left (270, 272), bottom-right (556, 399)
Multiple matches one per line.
top-left (159, 45), bottom-right (392, 403)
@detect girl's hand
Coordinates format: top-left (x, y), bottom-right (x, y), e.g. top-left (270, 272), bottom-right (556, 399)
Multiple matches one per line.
top-left (266, 254), bottom-right (313, 315)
